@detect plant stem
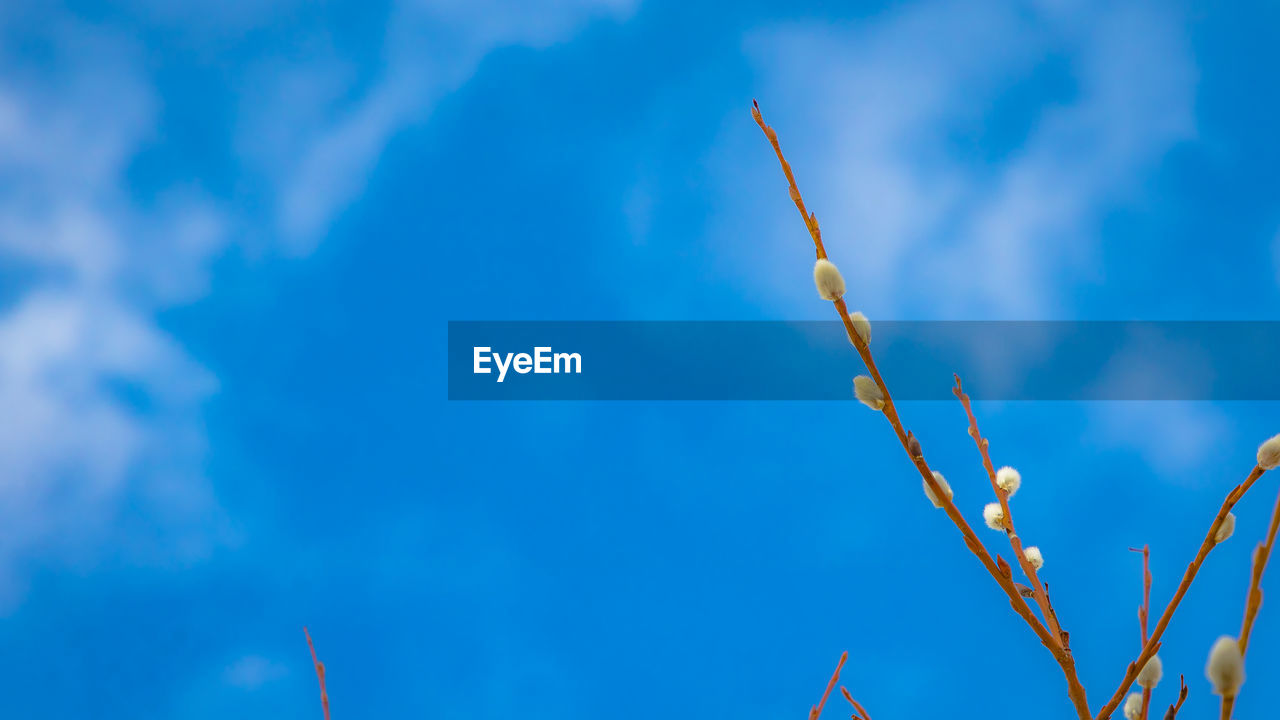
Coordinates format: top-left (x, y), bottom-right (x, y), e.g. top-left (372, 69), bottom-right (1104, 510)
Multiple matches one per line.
top-left (809, 652), bottom-right (847, 720)
top-left (1132, 545), bottom-right (1151, 720)
top-left (752, 99), bottom-right (1088, 720)
top-left (1162, 676), bottom-right (1188, 720)
top-left (841, 687), bottom-right (874, 720)
top-left (1239, 483), bottom-right (1280, 653)
top-left (1096, 467), bottom-right (1267, 719)
top-left (1220, 482), bottom-right (1280, 719)
top-left (954, 377), bottom-right (1068, 643)
top-left (304, 627), bottom-right (332, 720)
top-left (953, 376), bottom-right (1091, 717)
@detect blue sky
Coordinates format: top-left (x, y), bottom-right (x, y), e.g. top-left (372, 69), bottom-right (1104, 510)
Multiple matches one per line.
top-left (1, 0), bottom-right (1279, 718)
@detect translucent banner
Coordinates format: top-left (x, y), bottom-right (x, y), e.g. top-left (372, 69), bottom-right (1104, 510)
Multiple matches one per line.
top-left (447, 321), bottom-right (1280, 401)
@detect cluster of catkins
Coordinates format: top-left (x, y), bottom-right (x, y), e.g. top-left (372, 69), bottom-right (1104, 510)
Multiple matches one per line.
top-left (812, 260), bottom-right (877, 407)
top-left (815, 256), bottom-right (1280, 714)
top-left (818, 258), bottom-right (1045, 563)
top-left (1118, 636), bottom-right (1246, 720)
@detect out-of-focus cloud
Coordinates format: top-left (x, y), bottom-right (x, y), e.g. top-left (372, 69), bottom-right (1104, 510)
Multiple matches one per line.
top-left (0, 0), bottom-right (634, 607)
top-left (246, 0), bottom-right (639, 252)
top-left (0, 12), bottom-right (229, 606)
top-left (1084, 401), bottom-right (1229, 478)
top-left (223, 655), bottom-right (289, 690)
top-left (736, 0), bottom-right (1194, 318)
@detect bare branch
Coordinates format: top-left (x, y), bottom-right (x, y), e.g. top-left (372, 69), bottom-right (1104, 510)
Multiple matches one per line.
top-left (304, 627), bottom-right (332, 720)
top-left (1096, 466), bottom-right (1268, 719)
top-left (1129, 546), bottom-right (1152, 720)
top-left (841, 686), bottom-right (873, 720)
top-left (808, 652), bottom-right (847, 720)
top-left (1162, 676), bottom-right (1188, 720)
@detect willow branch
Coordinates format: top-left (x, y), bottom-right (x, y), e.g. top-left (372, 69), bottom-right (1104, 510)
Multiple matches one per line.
top-left (305, 627), bottom-right (332, 720)
top-left (1130, 546), bottom-right (1152, 720)
top-left (752, 100), bottom-right (827, 261)
top-left (752, 100), bottom-right (1086, 720)
top-left (1096, 466), bottom-right (1268, 719)
top-left (953, 376), bottom-right (1091, 715)
top-left (1219, 482), bottom-right (1280, 719)
top-left (953, 377), bottom-right (1068, 643)
top-left (1162, 676), bottom-right (1187, 720)
top-left (1238, 482), bottom-right (1280, 653)
top-left (840, 687), bottom-right (873, 720)
top-left (809, 652), bottom-right (847, 720)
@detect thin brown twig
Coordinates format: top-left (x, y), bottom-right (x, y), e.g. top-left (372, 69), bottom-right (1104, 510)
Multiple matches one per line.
top-left (809, 652), bottom-right (847, 720)
top-left (1161, 676), bottom-right (1187, 720)
top-left (1220, 482), bottom-right (1280, 719)
top-left (840, 687), bottom-right (873, 720)
top-left (304, 627), bottom-right (331, 720)
top-left (751, 99), bottom-right (827, 261)
top-left (953, 377), bottom-right (1069, 645)
top-left (1096, 466), bottom-right (1268, 720)
top-left (1239, 482), bottom-right (1280, 654)
top-left (1128, 545), bottom-right (1152, 720)
top-left (1130, 546), bottom-right (1152, 644)
top-left (751, 99), bottom-right (1088, 720)
top-left (953, 376), bottom-right (1091, 715)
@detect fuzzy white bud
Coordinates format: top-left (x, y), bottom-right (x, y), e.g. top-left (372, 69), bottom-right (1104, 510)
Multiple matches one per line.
top-left (924, 471), bottom-right (953, 508)
top-left (813, 259), bottom-right (846, 301)
top-left (1122, 692), bottom-right (1142, 720)
top-left (1136, 654), bottom-right (1163, 689)
top-left (853, 375), bottom-right (885, 411)
top-left (1023, 546), bottom-right (1044, 570)
top-left (1259, 433), bottom-right (1280, 470)
top-left (1215, 513), bottom-right (1236, 544)
top-left (982, 502), bottom-right (1005, 531)
top-left (995, 466), bottom-right (1021, 497)
top-left (849, 311), bottom-right (871, 345)
top-left (1206, 636), bottom-right (1245, 697)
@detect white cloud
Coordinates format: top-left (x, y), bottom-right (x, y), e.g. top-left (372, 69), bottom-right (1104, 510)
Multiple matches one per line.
top-left (1084, 401), bottom-right (1228, 478)
top-left (1080, 324), bottom-right (1226, 471)
top-left (247, 0), bottom-right (640, 252)
top-left (738, 0), bottom-right (1194, 318)
top-left (0, 0), bottom-right (635, 606)
top-left (0, 13), bottom-right (229, 606)
top-left (224, 654), bottom-right (290, 690)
